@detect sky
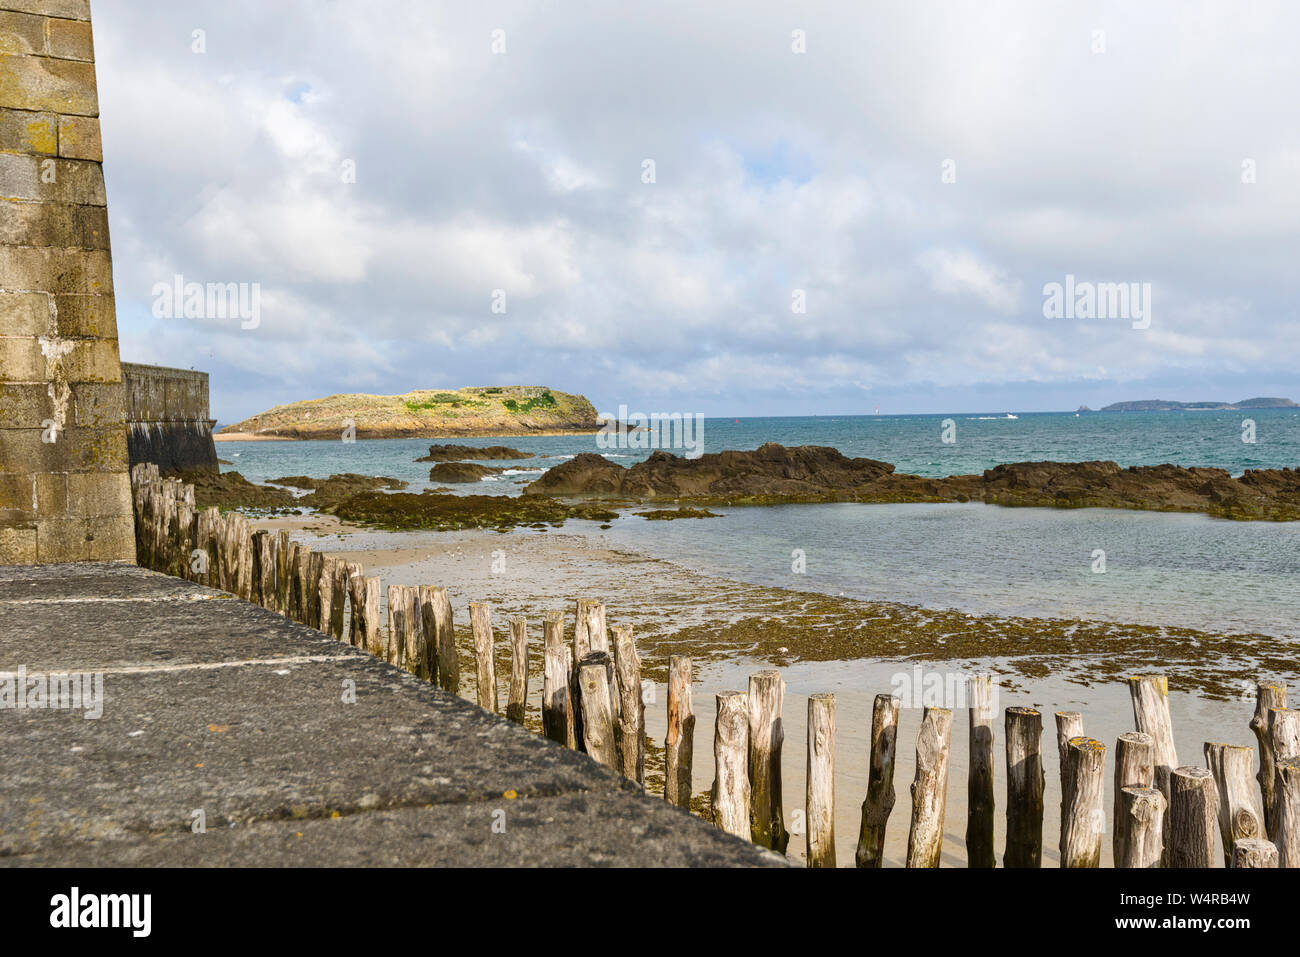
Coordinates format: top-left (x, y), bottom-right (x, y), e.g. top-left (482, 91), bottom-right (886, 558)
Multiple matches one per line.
top-left (92, 1), bottom-right (1300, 425)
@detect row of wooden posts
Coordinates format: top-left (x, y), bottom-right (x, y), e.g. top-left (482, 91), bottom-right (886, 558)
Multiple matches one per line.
top-left (130, 465), bottom-right (1299, 866)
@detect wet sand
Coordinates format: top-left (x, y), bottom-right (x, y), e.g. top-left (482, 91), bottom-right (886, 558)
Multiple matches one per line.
top-left (255, 513), bottom-right (1281, 867)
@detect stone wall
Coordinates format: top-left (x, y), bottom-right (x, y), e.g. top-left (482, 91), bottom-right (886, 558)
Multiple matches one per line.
top-left (122, 362), bottom-right (219, 476)
top-left (0, 0), bottom-right (134, 564)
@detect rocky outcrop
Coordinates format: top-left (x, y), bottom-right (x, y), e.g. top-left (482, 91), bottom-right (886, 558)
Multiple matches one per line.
top-left (269, 474), bottom-right (408, 508)
top-left (218, 386), bottom-right (602, 439)
top-left (529, 444), bottom-right (896, 499)
top-left (416, 444), bottom-right (533, 462)
top-left (428, 463), bottom-right (503, 483)
top-left (526, 444), bottom-right (1300, 520)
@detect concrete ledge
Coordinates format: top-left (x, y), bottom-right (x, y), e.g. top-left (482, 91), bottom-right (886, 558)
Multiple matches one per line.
top-left (0, 564), bottom-right (781, 867)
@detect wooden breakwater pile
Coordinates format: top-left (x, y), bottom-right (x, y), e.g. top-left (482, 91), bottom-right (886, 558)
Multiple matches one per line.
top-left (129, 465), bottom-right (1299, 867)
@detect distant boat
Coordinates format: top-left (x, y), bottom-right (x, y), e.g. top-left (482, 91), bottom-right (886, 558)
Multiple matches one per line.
top-left (1005, 413), bottom-right (1018, 419)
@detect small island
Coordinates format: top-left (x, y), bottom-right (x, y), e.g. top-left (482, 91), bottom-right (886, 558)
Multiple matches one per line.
top-left (216, 386), bottom-right (604, 440)
top-left (1098, 397), bottom-right (1296, 412)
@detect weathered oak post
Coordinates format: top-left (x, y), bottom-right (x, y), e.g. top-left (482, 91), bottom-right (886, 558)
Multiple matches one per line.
top-left (1113, 731), bottom-right (1154, 864)
top-left (1005, 706), bottom-right (1045, 868)
top-left (255, 531), bottom-right (277, 612)
top-left (665, 655), bottom-right (695, 809)
top-left (747, 671), bottom-right (788, 852)
top-left (806, 693), bottom-right (836, 868)
top-left (856, 693), bottom-right (899, 868)
top-left (327, 558), bottom-right (348, 641)
top-left (612, 624), bottom-right (644, 784)
top-left (1060, 736), bottom-right (1106, 867)
top-left (469, 601), bottom-right (497, 713)
top-left (1231, 838), bottom-right (1279, 868)
top-left (907, 706), bottom-right (952, 868)
top-left (1055, 711), bottom-right (1083, 838)
top-left (274, 530), bottom-right (290, 614)
top-left (1204, 742), bottom-right (1265, 866)
top-left (1168, 766), bottom-right (1217, 868)
top-left (578, 652), bottom-right (617, 768)
top-left (384, 584), bottom-right (408, 667)
top-left (1276, 758), bottom-right (1300, 867)
top-left (1117, 786), bottom-right (1165, 868)
top-left (542, 611), bottom-right (574, 746)
top-left (1251, 681), bottom-right (1287, 836)
top-left (967, 674), bottom-right (995, 868)
top-left (344, 564), bottom-right (364, 645)
top-left (506, 615), bottom-right (528, 723)
top-left (425, 585), bottom-right (458, 693)
top-left (712, 690), bottom-right (750, 840)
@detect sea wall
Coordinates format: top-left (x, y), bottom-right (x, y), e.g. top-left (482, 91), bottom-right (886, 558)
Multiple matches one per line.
top-left (0, 0), bottom-right (135, 564)
top-left (121, 362), bottom-right (219, 476)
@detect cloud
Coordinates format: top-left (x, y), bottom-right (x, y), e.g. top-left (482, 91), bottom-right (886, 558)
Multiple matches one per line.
top-left (92, 0), bottom-right (1300, 419)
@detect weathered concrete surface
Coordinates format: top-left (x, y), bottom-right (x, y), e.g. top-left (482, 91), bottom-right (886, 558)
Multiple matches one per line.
top-left (1, 1), bottom-right (134, 564)
top-left (121, 362), bottom-right (219, 476)
top-left (0, 563), bottom-right (784, 867)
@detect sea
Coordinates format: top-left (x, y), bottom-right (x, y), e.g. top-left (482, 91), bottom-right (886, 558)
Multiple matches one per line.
top-left (217, 408), bottom-right (1300, 638)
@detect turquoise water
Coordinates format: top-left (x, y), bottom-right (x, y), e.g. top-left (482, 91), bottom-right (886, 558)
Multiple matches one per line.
top-left (221, 408), bottom-right (1300, 490)
top-left (218, 409), bottom-right (1299, 635)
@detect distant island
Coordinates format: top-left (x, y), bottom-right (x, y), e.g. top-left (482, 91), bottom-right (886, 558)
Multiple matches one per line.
top-left (1096, 397), bottom-right (1297, 413)
top-left (216, 386), bottom-right (604, 440)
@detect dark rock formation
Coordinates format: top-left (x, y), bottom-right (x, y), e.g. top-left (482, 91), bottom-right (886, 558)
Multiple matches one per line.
top-left (416, 444), bottom-right (533, 462)
top-left (428, 463), bottom-right (504, 483)
top-left (526, 444), bottom-right (1300, 520)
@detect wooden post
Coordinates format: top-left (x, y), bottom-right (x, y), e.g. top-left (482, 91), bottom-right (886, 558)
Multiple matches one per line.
top-left (806, 692), bottom-right (836, 867)
top-left (665, 655), bottom-right (694, 808)
top-left (1268, 706), bottom-right (1300, 764)
top-left (1004, 706), bottom-right (1045, 868)
top-left (1276, 758), bottom-right (1300, 867)
top-left (579, 600), bottom-right (617, 721)
top-left (176, 496), bottom-right (194, 581)
top-left (1251, 681), bottom-right (1287, 837)
top-left (578, 652), bottom-right (617, 769)
top-left (506, 615), bottom-right (528, 723)
top-left (1117, 786), bottom-right (1165, 868)
top-left (907, 706), bottom-right (952, 868)
top-left (1231, 838), bottom-right (1279, 868)
top-left (255, 531), bottom-right (276, 611)
top-left (747, 670), bottom-right (788, 852)
top-left (1129, 675), bottom-right (1178, 863)
top-left (542, 612), bottom-right (574, 746)
top-left (194, 508), bottom-right (217, 587)
top-left (290, 544), bottom-right (311, 623)
top-left (469, 601), bottom-right (497, 713)
top-left (401, 586), bottom-right (426, 677)
top-left (612, 624), bottom-right (644, 785)
top-left (236, 517), bottom-right (255, 601)
top-left (1060, 736), bottom-right (1106, 867)
top-left (1204, 742), bottom-right (1265, 866)
top-left (422, 585), bottom-right (457, 693)
top-left (343, 564), bottom-right (364, 645)
top-left (360, 576), bottom-right (382, 657)
top-left (274, 530), bottom-right (290, 614)
top-left (711, 690), bottom-right (750, 840)
top-left (1113, 731), bottom-right (1154, 865)
top-left (966, 673), bottom-right (995, 868)
top-left (306, 551), bottom-right (325, 628)
top-left (1168, 766), bottom-right (1217, 868)
top-left (327, 558), bottom-right (347, 640)
top-left (317, 557), bottom-right (334, 637)
top-left (1055, 710), bottom-right (1083, 842)
top-left (1128, 675), bottom-right (1178, 800)
top-left (384, 584), bottom-right (406, 667)
top-left (856, 693), bottom-right (899, 868)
